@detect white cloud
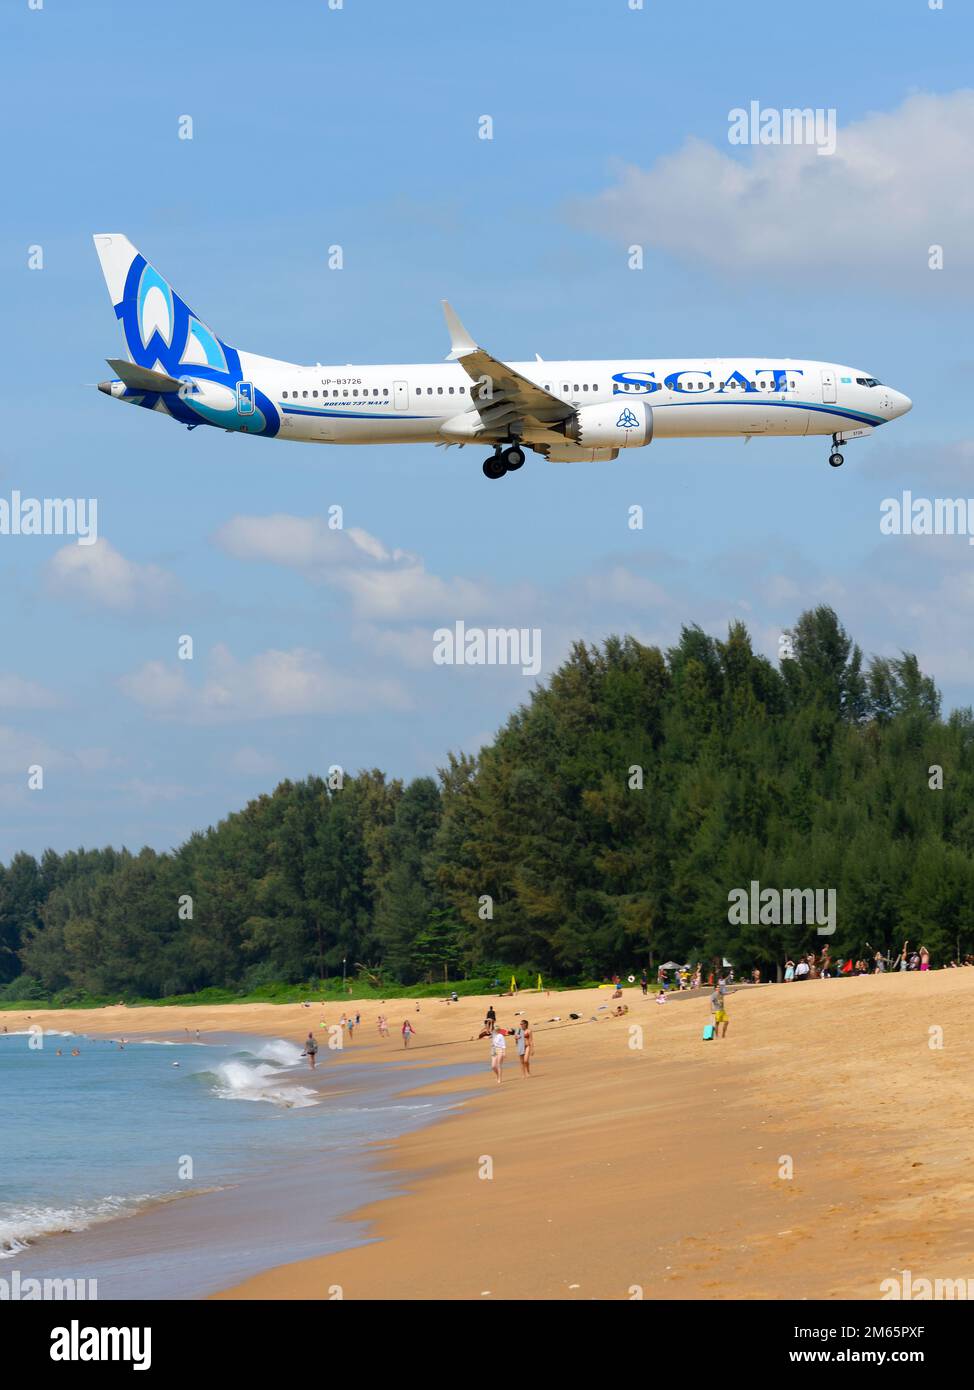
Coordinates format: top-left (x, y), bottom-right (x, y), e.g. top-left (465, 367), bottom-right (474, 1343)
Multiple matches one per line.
top-left (119, 642), bottom-right (409, 721)
top-left (226, 746), bottom-right (281, 776)
top-left (0, 674), bottom-right (59, 708)
top-left (214, 513), bottom-right (361, 570)
top-left (46, 538), bottom-right (178, 613)
top-left (119, 778), bottom-right (201, 804)
top-left (213, 512), bottom-right (491, 621)
top-left (574, 90), bottom-right (974, 291)
top-left (0, 725), bottom-right (66, 775)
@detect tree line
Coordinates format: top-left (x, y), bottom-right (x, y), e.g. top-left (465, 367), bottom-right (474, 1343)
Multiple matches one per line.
top-left (3, 606), bottom-right (973, 1003)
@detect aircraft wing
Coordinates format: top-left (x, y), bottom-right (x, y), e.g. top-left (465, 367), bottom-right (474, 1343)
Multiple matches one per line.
top-left (442, 302), bottom-right (573, 434)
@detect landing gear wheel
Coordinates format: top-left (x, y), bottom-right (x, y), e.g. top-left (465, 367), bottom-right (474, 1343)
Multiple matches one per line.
top-left (503, 444), bottom-right (526, 470)
top-left (828, 451), bottom-right (844, 468)
top-left (483, 453), bottom-right (507, 480)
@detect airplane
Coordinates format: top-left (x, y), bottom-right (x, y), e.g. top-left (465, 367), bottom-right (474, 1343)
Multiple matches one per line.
top-left (93, 234), bottom-right (912, 480)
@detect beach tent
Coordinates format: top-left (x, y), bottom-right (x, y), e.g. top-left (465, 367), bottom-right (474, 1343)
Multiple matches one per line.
top-left (659, 961), bottom-right (682, 970)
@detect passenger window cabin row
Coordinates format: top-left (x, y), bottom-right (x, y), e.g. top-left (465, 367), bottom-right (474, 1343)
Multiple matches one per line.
top-left (281, 376), bottom-right (805, 402)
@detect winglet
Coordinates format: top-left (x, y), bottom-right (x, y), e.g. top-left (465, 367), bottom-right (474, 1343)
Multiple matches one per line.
top-left (442, 300), bottom-right (478, 359)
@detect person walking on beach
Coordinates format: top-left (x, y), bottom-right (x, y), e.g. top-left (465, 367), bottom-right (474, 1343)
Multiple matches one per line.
top-left (490, 1027), bottom-right (506, 1083)
top-left (516, 1019), bottom-right (533, 1077)
top-left (402, 1020), bottom-right (416, 1048)
top-left (640, 971), bottom-right (648, 997)
top-left (304, 1032), bottom-right (319, 1069)
top-left (347, 1015), bottom-right (355, 1041)
top-left (710, 983), bottom-right (729, 1039)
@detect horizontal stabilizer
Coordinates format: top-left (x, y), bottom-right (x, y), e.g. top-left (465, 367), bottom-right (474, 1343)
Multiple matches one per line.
top-left (107, 358), bottom-right (184, 393)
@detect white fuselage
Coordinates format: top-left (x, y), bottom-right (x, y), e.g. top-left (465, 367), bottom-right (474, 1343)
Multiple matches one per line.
top-left (245, 353), bottom-right (911, 448)
top-left (92, 237), bottom-right (913, 466)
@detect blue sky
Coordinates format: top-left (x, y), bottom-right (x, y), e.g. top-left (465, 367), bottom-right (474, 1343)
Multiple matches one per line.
top-left (1, 0), bottom-right (972, 859)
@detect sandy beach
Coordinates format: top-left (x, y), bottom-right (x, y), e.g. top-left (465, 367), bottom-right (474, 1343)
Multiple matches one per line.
top-left (7, 969), bottom-right (973, 1300)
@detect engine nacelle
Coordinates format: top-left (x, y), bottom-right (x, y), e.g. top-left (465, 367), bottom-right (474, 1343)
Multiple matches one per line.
top-left (565, 400), bottom-right (653, 449)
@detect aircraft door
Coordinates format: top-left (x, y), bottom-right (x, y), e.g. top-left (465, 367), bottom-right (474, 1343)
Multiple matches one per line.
top-left (820, 369), bottom-right (836, 404)
top-left (393, 380), bottom-right (409, 411)
top-left (236, 381), bottom-right (255, 415)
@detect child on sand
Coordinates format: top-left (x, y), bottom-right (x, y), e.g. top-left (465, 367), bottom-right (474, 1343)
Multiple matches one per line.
top-left (402, 1020), bottom-right (416, 1048)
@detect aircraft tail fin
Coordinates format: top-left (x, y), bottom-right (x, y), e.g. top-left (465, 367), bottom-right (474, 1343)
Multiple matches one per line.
top-left (92, 233), bottom-right (234, 377)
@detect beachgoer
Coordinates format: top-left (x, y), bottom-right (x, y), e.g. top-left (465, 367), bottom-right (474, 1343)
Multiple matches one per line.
top-left (517, 1019), bottom-right (533, 1076)
top-left (304, 1032), bottom-right (318, 1069)
top-left (710, 985), bottom-right (729, 1039)
top-left (784, 959), bottom-right (795, 982)
top-left (640, 971), bottom-right (648, 996)
top-left (919, 945), bottom-right (930, 971)
top-left (490, 1028), bottom-right (506, 1083)
top-left (402, 1020), bottom-right (415, 1048)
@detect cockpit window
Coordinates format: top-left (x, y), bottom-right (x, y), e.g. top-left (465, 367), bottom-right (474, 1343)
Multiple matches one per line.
top-left (856, 377), bottom-right (882, 387)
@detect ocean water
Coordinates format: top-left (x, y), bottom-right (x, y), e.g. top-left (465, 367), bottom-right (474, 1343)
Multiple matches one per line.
top-left (0, 1028), bottom-right (475, 1297)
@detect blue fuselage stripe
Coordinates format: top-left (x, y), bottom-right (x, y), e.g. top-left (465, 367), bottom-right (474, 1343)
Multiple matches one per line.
top-left (282, 398), bottom-right (884, 428)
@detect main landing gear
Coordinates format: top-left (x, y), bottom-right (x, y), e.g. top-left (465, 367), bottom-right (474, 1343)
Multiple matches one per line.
top-left (482, 443), bottom-right (526, 479)
top-left (828, 433), bottom-right (844, 468)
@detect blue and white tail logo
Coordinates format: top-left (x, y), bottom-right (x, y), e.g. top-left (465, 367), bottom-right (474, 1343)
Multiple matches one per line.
top-left (616, 407), bottom-right (640, 429)
top-left (92, 234), bottom-right (279, 436)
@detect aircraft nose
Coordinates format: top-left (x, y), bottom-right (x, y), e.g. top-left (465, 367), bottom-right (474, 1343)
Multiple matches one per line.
top-left (892, 390), bottom-right (912, 418)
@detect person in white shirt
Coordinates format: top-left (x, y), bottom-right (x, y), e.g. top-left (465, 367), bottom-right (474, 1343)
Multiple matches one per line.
top-left (490, 1028), bottom-right (507, 1084)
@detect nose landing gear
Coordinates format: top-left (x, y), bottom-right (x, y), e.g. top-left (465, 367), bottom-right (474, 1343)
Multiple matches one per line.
top-left (481, 443), bottom-right (526, 479)
top-left (828, 433), bottom-right (844, 468)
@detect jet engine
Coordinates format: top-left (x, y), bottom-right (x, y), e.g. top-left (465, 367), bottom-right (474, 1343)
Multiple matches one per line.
top-left (564, 400), bottom-right (653, 449)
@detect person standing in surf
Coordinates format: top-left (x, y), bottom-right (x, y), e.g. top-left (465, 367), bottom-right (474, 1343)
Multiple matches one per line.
top-left (304, 1032), bottom-right (318, 1069)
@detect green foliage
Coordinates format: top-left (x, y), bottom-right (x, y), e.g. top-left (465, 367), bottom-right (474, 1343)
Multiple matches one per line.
top-left (3, 607), bottom-right (972, 1003)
